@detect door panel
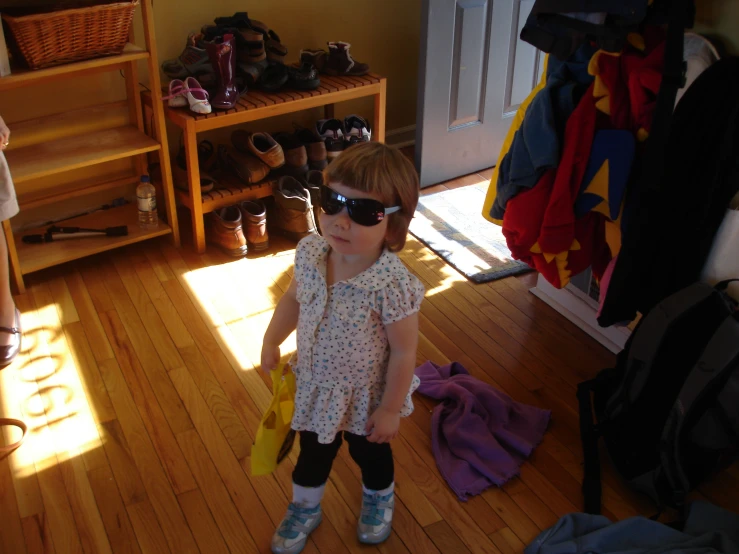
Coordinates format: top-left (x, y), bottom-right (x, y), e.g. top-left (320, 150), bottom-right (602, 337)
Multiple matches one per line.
top-left (416, 0), bottom-right (542, 188)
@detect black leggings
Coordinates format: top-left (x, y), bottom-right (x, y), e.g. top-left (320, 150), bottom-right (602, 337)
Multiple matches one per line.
top-left (292, 431), bottom-right (394, 491)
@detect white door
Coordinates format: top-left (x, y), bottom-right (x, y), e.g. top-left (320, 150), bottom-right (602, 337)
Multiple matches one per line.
top-left (416, 0), bottom-right (545, 187)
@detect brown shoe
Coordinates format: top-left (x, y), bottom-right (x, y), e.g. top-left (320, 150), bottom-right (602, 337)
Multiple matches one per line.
top-left (300, 48), bottom-right (326, 72)
top-left (218, 144), bottom-right (270, 184)
top-left (300, 170), bottom-right (323, 235)
top-left (272, 176), bottom-right (318, 241)
top-left (232, 130), bottom-right (285, 169)
top-left (206, 206), bottom-right (248, 257)
top-left (295, 127), bottom-right (328, 171)
top-left (0, 307), bottom-right (21, 369)
top-left (240, 200), bottom-right (269, 252)
top-left (273, 132), bottom-right (308, 176)
top-left (324, 41), bottom-right (369, 76)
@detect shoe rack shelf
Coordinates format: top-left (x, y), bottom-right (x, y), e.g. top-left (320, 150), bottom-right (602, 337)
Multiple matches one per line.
top-left (1, 0), bottom-right (178, 294)
top-left (142, 72), bottom-right (387, 254)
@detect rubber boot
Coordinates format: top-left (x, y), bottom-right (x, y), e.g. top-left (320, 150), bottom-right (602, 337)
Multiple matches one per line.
top-left (205, 33), bottom-right (239, 110)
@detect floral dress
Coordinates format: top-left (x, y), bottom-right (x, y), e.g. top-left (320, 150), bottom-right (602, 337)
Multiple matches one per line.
top-left (290, 234), bottom-right (425, 444)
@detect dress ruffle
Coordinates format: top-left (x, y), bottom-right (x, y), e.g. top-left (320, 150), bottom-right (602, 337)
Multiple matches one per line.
top-left (292, 375), bottom-right (421, 444)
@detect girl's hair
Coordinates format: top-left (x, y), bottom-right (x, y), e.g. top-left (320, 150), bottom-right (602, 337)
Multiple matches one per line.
top-left (323, 141), bottom-right (419, 252)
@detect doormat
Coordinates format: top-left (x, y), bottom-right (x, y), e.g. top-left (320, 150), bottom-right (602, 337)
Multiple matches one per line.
top-left (409, 184), bottom-right (533, 283)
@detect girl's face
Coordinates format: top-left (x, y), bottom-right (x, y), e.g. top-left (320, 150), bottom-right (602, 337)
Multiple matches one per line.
top-left (319, 181), bottom-right (390, 258)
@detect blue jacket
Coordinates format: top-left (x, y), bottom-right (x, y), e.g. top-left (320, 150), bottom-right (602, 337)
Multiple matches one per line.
top-left (490, 43), bottom-right (595, 220)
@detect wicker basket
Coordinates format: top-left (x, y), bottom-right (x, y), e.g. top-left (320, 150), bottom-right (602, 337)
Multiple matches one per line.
top-left (2, 1), bottom-right (139, 69)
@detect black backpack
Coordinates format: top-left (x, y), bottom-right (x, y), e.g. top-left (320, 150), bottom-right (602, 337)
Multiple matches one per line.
top-left (578, 280), bottom-right (739, 515)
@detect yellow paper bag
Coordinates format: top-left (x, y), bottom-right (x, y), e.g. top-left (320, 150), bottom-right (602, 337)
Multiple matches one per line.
top-left (251, 363), bottom-right (297, 476)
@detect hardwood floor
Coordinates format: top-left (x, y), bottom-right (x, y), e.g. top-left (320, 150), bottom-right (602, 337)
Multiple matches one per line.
top-left (0, 172), bottom-right (736, 554)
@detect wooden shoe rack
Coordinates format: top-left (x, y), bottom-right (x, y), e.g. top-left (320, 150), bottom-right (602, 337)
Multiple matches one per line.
top-left (142, 72), bottom-right (387, 254)
top-left (0, 0), bottom-right (178, 293)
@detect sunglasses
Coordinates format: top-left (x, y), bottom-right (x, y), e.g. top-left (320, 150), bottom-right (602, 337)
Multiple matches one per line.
top-left (319, 184), bottom-right (400, 227)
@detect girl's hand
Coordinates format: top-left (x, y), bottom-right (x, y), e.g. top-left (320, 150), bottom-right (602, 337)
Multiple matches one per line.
top-left (261, 342), bottom-right (280, 374)
top-left (366, 407), bottom-right (400, 444)
top-left (0, 116), bottom-right (10, 150)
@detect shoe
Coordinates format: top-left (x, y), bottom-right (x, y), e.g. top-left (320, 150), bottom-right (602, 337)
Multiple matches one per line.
top-left (173, 139), bottom-right (216, 193)
top-left (286, 63), bottom-right (320, 90)
top-left (204, 33), bottom-right (240, 110)
top-left (271, 503), bottom-right (322, 554)
top-left (260, 62), bottom-right (289, 93)
top-left (206, 206), bottom-right (248, 257)
top-left (218, 145), bottom-right (270, 185)
top-left (295, 127), bottom-right (328, 171)
top-left (165, 79), bottom-right (188, 108)
top-left (315, 119), bottom-right (345, 161)
top-left (240, 200), bottom-right (269, 251)
top-left (161, 33), bottom-right (214, 85)
top-left (357, 490), bottom-right (394, 545)
top-left (299, 49), bottom-right (326, 73)
top-left (249, 19), bottom-right (288, 63)
top-left (182, 76), bottom-right (212, 114)
top-left (0, 307), bottom-right (21, 369)
top-left (324, 41), bottom-right (370, 76)
top-left (344, 114), bottom-right (371, 145)
top-left (232, 130), bottom-right (285, 169)
top-left (300, 170), bottom-right (323, 234)
top-left (273, 132), bottom-right (309, 177)
top-left (272, 176), bottom-right (318, 241)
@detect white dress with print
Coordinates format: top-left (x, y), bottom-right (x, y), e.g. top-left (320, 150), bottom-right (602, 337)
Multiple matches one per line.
top-left (291, 234), bottom-right (425, 444)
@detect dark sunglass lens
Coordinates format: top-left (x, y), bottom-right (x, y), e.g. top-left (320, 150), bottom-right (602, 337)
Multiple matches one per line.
top-left (350, 202), bottom-right (385, 226)
top-left (320, 187), bottom-right (343, 215)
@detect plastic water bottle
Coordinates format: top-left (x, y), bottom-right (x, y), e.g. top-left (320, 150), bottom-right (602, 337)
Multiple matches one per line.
top-left (136, 175), bottom-right (158, 229)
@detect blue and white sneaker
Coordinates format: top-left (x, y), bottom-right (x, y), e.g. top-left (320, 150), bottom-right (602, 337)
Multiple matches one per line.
top-left (271, 503), bottom-right (322, 554)
top-left (357, 490), bottom-right (394, 544)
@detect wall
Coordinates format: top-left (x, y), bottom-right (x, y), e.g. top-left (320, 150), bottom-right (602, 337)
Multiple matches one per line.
top-left (694, 0), bottom-right (739, 54)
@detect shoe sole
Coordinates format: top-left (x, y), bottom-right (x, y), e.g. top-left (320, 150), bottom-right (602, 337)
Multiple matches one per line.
top-left (357, 523), bottom-right (392, 545)
top-left (217, 245), bottom-right (249, 257)
top-left (247, 241), bottom-right (270, 252)
top-left (271, 514), bottom-right (322, 554)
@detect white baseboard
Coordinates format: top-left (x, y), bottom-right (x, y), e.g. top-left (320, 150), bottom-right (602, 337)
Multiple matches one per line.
top-left (386, 124), bottom-right (415, 149)
top-left (530, 274), bottom-right (630, 354)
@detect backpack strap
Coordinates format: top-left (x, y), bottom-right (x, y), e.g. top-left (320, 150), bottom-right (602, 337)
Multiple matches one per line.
top-left (660, 313), bottom-right (739, 508)
top-left (578, 377), bottom-right (604, 514)
top-left (606, 283), bottom-right (716, 418)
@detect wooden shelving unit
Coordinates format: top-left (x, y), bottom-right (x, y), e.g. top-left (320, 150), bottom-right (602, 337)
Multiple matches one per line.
top-left (143, 72), bottom-right (386, 254)
top-left (1, 0), bottom-right (178, 293)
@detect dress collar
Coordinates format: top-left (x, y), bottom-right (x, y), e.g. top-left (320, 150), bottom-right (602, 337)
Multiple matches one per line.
top-left (310, 235), bottom-right (406, 292)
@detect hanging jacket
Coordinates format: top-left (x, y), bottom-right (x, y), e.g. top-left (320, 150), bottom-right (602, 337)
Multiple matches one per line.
top-left (598, 57), bottom-right (739, 326)
top-left (491, 44), bottom-right (596, 220)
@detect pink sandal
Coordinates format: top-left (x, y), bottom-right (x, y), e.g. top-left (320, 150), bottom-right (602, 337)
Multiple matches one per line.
top-left (164, 77), bottom-right (212, 115)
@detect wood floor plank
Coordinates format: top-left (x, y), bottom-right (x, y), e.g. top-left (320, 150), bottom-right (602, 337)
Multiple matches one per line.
top-left (488, 527), bottom-right (526, 554)
top-left (142, 242), bottom-right (175, 282)
top-left (64, 271), bottom-right (115, 363)
top-left (21, 513), bottom-right (56, 554)
top-left (96, 420), bottom-right (147, 506)
top-left (96, 261), bottom-right (192, 435)
top-left (98, 310), bottom-right (196, 495)
top-left (87, 464), bottom-right (141, 554)
top-left (126, 500), bottom-right (172, 554)
top-left (47, 275), bottom-right (80, 325)
top-left (168, 366), bottom-right (275, 553)
top-left (425, 520), bottom-right (473, 554)
top-left (176, 429), bottom-right (259, 554)
top-left (0, 434), bottom-right (28, 554)
top-left (177, 488), bottom-right (231, 554)
top-left (98, 358), bottom-right (198, 554)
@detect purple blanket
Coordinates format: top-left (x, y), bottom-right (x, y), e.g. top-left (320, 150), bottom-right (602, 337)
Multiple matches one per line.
top-left (414, 361), bottom-right (551, 500)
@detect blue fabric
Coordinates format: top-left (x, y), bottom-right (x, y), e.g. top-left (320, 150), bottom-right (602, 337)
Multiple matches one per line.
top-left (491, 43), bottom-right (596, 220)
top-left (525, 501), bottom-right (739, 554)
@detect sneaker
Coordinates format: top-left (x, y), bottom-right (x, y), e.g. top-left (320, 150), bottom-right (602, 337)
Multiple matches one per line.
top-left (344, 115), bottom-right (371, 146)
top-left (271, 503), bottom-right (322, 554)
top-left (161, 33), bottom-right (214, 86)
top-left (357, 490), bottom-right (394, 545)
top-left (315, 119), bottom-right (345, 161)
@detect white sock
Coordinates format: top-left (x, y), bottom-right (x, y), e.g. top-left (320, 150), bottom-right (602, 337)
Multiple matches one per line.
top-left (363, 482), bottom-right (394, 497)
top-left (292, 483), bottom-right (326, 508)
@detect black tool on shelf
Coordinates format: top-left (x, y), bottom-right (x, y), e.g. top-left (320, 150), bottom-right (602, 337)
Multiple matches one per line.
top-left (22, 225), bottom-right (129, 244)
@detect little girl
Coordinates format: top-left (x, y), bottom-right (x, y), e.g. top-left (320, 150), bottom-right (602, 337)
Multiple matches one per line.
top-left (261, 141), bottom-right (424, 553)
